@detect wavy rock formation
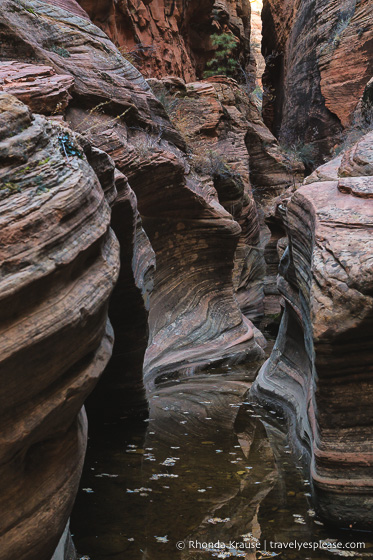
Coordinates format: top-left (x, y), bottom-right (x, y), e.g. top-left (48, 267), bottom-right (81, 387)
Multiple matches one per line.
top-left (251, 131), bottom-right (373, 529)
top-left (77, 0), bottom-right (252, 81)
top-left (261, 0), bottom-right (373, 161)
top-left (148, 76), bottom-right (304, 326)
top-left (0, 3), bottom-right (269, 555)
top-left (0, 93), bottom-right (120, 559)
top-left (148, 76), bottom-right (266, 322)
top-left (0, 0), bottom-right (262, 420)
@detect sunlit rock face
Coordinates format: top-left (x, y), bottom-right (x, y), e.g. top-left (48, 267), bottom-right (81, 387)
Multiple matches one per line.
top-left (77, 0), bottom-right (252, 81)
top-left (0, 93), bottom-right (120, 560)
top-left (261, 0), bottom-right (373, 163)
top-left (251, 131), bottom-right (373, 529)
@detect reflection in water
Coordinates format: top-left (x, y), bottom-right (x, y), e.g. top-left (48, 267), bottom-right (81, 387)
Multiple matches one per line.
top-left (71, 369), bottom-right (373, 560)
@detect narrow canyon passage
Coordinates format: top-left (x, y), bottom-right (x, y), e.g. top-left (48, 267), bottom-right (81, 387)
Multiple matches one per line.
top-left (71, 361), bottom-right (373, 560)
top-left (0, 0), bottom-right (372, 558)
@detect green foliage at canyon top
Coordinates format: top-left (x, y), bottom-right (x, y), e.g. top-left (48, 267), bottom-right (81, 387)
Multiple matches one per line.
top-left (203, 33), bottom-right (238, 78)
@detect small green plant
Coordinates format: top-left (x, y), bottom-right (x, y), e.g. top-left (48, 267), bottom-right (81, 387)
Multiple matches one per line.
top-left (131, 135), bottom-right (160, 158)
top-left (38, 157), bottom-right (50, 166)
top-left (203, 33), bottom-right (238, 78)
top-left (0, 181), bottom-right (21, 197)
top-left (154, 87), bottom-right (179, 115)
top-left (190, 148), bottom-right (232, 176)
top-left (280, 142), bottom-right (316, 167)
top-left (50, 45), bottom-right (71, 58)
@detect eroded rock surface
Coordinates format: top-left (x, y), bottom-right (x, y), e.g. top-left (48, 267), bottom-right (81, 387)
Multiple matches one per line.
top-left (148, 75), bottom-right (303, 327)
top-left (0, 93), bottom-right (120, 560)
top-left (261, 0), bottom-right (373, 161)
top-left (0, 61), bottom-right (73, 114)
top-left (0, 0), bottom-right (265, 463)
top-left (78, 0), bottom-right (252, 81)
top-left (251, 131), bottom-right (373, 529)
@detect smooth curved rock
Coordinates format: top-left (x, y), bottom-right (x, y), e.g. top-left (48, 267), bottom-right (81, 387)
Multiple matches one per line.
top-left (0, 0), bottom-right (265, 405)
top-left (251, 131), bottom-right (373, 529)
top-left (149, 76), bottom-right (267, 322)
top-left (0, 93), bottom-right (120, 559)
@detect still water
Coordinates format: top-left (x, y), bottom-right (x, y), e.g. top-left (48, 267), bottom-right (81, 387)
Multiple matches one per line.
top-left (71, 367), bottom-right (373, 560)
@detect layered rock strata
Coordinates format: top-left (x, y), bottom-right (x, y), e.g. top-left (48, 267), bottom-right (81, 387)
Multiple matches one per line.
top-left (0, 61), bottom-right (73, 115)
top-left (148, 76), bottom-right (266, 322)
top-left (0, 0), bottom-right (265, 437)
top-left (261, 0), bottom-right (373, 161)
top-left (0, 93), bottom-right (120, 559)
top-left (78, 0), bottom-right (252, 81)
top-left (251, 131), bottom-right (373, 528)
top-left (148, 75), bottom-right (303, 326)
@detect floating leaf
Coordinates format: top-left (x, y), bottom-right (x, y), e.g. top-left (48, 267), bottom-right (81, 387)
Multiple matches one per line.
top-left (154, 536), bottom-right (168, 543)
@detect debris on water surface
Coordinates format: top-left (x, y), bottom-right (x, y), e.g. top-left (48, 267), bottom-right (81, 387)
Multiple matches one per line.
top-left (161, 457), bottom-right (180, 466)
top-left (150, 473), bottom-right (179, 480)
top-left (95, 473), bottom-right (118, 478)
top-left (241, 533), bottom-right (260, 546)
top-left (126, 487), bottom-right (152, 493)
top-left (82, 488), bottom-right (94, 493)
top-left (144, 452), bottom-right (156, 461)
top-left (154, 535), bottom-right (169, 543)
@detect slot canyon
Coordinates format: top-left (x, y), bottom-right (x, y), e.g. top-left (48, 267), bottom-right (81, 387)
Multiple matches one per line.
top-left (0, 0), bottom-right (372, 559)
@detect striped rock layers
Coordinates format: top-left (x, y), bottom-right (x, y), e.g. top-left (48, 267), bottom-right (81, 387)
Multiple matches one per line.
top-left (0, 93), bottom-right (120, 560)
top-left (251, 131), bottom-right (373, 529)
top-left (261, 0), bottom-right (373, 162)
